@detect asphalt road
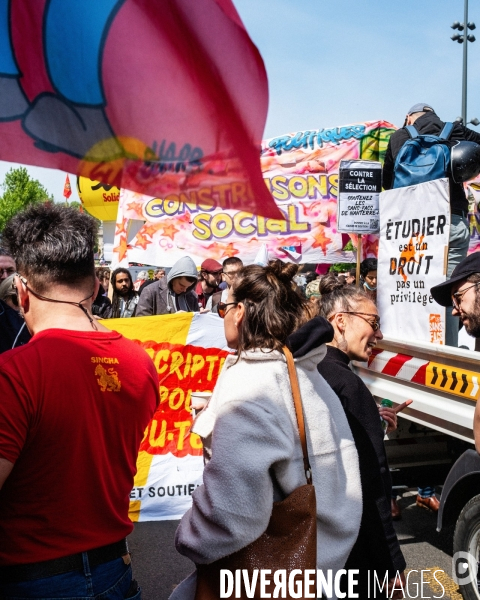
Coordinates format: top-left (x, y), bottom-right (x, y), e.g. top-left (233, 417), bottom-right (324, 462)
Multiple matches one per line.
top-left (128, 463), bottom-right (464, 599)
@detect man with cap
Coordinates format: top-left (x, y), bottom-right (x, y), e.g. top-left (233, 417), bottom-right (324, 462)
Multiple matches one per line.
top-left (196, 258), bottom-right (223, 310)
top-left (431, 252), bottom-right (480, 341)
top-left (431, 253), bottom-right (480, 450)
top-left (384, 103), bottom-right (480, 346)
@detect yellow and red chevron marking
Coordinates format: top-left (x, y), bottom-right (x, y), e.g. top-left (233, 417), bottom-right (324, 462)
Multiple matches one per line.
top-left (367, 348), bottom-right (480, 402)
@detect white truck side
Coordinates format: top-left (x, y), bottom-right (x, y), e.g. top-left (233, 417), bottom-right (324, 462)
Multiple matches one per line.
top-left (354, 337), bottom-right (480, 600)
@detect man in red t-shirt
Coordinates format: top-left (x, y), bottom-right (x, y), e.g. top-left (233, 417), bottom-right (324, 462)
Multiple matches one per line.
top-left (0, 204), bottom-right (159, 599)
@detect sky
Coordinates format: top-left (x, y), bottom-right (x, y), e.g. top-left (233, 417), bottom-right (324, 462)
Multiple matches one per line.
top-left (0, 0), bottom-right (478, 202)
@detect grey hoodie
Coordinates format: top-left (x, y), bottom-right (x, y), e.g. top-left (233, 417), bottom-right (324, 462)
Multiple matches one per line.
top-left (136, 256), bottom-right (199, 316)
top-left (167, 256), bottom-right (198, 312)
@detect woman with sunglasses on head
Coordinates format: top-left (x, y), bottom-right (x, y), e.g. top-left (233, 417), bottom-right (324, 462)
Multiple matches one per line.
top-left (171, 260), bottom-right (362, 599)
top-left (314, 277), bottom-right (406, 599)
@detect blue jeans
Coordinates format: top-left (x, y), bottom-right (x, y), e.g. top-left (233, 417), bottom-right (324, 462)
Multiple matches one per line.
top-left (418, 486), bottom-right (434, 498)
top-left (446, 215), bottom-right (470, 347)
top-left (0, 556), bottom-right (140, 599)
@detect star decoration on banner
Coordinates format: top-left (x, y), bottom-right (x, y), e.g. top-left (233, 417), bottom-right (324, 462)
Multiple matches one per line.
top-left (160, 223), bottom-right (180, 240)
top-left (115, 217), bottom-right (128, 236)
top-left (363, 236), bottom-right (379, 258)
top-left (275, 235), bottom-right (302, 248)
top-left (135, 233), bottom-right (152, 250)
top-left (126, 200), bottom-right (145, 216)
top-left (221, 243), bottom-right (240, 257)
top-left (113, 236), bottom-right (129, 262)
top-left (142, 223), bottom-right (160, 237)
top-left (176, 211), bottom-right (192, 225)
top-left (311, 227), bottom-right (332, 254)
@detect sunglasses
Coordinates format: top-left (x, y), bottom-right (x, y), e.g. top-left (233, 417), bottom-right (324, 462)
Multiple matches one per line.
top-left (330, 311), bottom-right (381, 332)
top-left (452, 281), bottom-right (480, 310)
top-left (217, 301), bottom-right (238, 318)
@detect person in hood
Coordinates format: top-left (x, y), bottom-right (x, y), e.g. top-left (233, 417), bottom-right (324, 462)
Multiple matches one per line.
top-left (136, 256), bottom-right (199, 316)
top-left (170, 260), bottom-right (361, 600)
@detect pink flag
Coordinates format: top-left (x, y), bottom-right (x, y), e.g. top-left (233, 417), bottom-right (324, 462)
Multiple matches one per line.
top-left (0, 0), bottom-right (279, 218)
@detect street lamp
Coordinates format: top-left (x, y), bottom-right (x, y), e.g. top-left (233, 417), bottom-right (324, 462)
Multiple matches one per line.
top-left (451, 0), bottom-right (476, 124)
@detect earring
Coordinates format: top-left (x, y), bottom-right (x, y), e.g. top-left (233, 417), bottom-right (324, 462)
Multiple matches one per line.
top-left (338, 329), bottom-right (348, 353)
top-left (234, 321), bottom-right (238, 327)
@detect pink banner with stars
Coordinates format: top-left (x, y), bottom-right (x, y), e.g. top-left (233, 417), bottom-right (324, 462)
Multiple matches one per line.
top-left (112, 120), bottom-right (396, 267)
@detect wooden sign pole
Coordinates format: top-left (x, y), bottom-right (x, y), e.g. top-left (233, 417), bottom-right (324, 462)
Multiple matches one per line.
top-left (356, 234), bottom-right (362, 288)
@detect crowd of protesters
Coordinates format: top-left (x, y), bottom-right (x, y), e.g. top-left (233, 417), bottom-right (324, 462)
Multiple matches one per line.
top-left (5, 202), bottom-right (463, 599)
top-left (0, 204), bottom-right (405, 599)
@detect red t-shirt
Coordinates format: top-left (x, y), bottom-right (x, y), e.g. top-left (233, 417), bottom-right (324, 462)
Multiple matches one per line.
top-left (0, 329), bottom-right (159, 565)
top-left (195, 281), bottom-right (220, 309)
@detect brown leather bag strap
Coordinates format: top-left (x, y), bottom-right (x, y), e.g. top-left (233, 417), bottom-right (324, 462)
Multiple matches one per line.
top-left (283, 346), bottom-right (312, 485)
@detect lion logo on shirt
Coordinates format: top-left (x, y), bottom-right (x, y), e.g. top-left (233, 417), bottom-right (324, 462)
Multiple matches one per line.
top-left (95, 364), bottom-right (121, 392)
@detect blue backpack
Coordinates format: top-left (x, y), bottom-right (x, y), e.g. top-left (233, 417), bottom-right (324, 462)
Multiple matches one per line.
top-left (392, 122), bottom-right (454, 189)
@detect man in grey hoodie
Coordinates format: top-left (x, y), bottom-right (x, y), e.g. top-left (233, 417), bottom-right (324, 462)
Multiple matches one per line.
top-left (136, 256), bottom-right (199, 316)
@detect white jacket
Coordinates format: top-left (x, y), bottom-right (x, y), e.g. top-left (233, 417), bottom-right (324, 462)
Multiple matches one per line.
top-left (171, 346), bottom-right (362, 599)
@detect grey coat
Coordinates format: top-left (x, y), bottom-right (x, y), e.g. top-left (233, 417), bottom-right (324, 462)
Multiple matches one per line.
top-left (136, 278), bottom-right (198, 315)
top-left (136, 256), bottom-right (199, 316)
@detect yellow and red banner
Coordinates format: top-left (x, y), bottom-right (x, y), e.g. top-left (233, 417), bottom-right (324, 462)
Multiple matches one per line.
top-left (104, 312), bottom-right (228, 521)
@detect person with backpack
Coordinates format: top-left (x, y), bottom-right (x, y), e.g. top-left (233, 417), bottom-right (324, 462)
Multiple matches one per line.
top-left (383, 103), bottom-right (480, 347)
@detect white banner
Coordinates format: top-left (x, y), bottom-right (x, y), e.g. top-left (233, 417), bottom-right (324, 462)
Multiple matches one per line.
top-left (337, 160), bottom-right (381, 233)
top-left (377, 179), bottom-right (450, 344)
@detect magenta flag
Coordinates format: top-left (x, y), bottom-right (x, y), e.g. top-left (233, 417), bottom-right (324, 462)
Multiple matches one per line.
top-left (0, 0), bottom-right (280, 217)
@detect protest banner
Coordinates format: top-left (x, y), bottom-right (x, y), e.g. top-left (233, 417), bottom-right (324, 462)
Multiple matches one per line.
top-left (337, 160), bottom-right (381, 234)
top-left (1, 0), bottom-right (278, 219)
top-left (112, 120), bottom-right (396, 267)
top-left (377, 179), bottom-right (450, 344)
top-left (104, 312), bottom-right (229, 521)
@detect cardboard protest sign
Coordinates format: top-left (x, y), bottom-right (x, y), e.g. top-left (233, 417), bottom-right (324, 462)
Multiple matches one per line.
top-left (104, 312), bottom-right (229, 521)
top-left (337, 160), bottom-right (381, 233)
top-left (377, 179), bottom-right (450, 344)
top-left (112, 120), bottom-right (396, 267)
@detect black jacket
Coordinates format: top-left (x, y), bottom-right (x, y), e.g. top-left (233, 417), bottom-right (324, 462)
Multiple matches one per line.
top-left (317, 346), bottom-right (406, 581)
top-left (383, 111), bottom-right (480, 214)
top-left (287, 320), bottom-right (405, 589)
top-left (0, 299), bottom-right (31, 354)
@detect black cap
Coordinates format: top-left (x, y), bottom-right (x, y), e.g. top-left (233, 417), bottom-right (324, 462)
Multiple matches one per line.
top-left (430, 252), bottom-right (480, 306)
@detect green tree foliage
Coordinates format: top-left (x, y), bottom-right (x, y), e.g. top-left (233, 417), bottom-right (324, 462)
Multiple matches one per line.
top-left (0, 167), bottom-right (53, 232)
top-left (330, 262), bottom-right (355, 273)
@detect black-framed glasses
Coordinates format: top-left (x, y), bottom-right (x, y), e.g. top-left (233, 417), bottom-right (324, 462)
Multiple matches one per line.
top-left (330, 311), bottom-right (381, 332)
top-left (222, 270), bottom-right (239, 278)
top-left (452, 281), bottom-right (480, 310)
top-left (217, 301), bottom-right (238, 318)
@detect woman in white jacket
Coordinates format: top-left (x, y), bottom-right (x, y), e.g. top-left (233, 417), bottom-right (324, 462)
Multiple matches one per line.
top-left (171, 260), bottom-right (362, 599)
